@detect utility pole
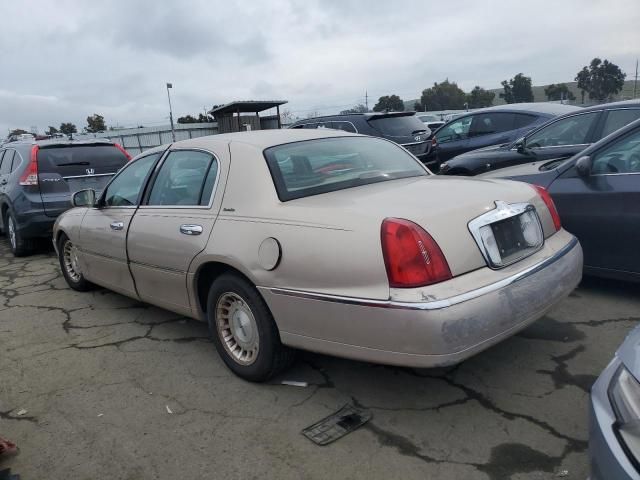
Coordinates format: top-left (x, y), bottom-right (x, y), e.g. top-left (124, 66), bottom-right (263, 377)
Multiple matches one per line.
top-left (634, 59), bottom-right (638, 99)
top-left (166, 82), bottom-right (176, 142)
top-left (365, 90), bottom-right (368, 112)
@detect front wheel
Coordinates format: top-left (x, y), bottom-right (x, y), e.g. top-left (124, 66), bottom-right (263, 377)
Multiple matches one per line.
top-left (207, 273), bottom-right (294, 382)
top-left (57, 233), bottom-right (94, 291)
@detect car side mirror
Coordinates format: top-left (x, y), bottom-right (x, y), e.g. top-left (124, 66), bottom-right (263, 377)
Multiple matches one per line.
top-left (72, 189), bottom-right (96, 207)
top-left (575, 156), bottom-right (592, 177)
top-left (516, 140), bottom-right (526, 154)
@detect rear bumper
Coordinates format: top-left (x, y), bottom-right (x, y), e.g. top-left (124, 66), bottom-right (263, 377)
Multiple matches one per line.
top-left (260, 234), bottom-right (582, 368)
top-left (589, 358), bottom-right (640, 480)
top-left (14, 210), bottom-right (55, 239)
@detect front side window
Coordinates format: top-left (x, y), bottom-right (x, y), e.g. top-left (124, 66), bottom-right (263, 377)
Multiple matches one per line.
top-left (264, 137), bottom-right (428, 201)
top-left (591, 129), bottom-right (640, 175)
top-left (147, 150), bottom-right (217, 206)
top-left (513, 113), bottom-right (538, 129)
top-left (435, 117), bottom-right (472, 143)
top-left (103, 154), bottom-right (159, 207)
top-left (526, 112), bottom-right (599, 148)
top-left (469, 113), bottom-right (515, 137)
top-left (601, 109), bottom-right (640, 138)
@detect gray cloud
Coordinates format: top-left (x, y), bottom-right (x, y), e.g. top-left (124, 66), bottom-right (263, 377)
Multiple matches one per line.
top-left (0, 0), bottom-right (637, 134)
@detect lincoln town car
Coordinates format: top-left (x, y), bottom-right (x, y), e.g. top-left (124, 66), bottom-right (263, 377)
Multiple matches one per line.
top-left (53, 129), bottom-right (583, 381)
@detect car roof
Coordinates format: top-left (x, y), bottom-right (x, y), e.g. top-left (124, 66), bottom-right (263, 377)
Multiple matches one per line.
top-left (165, 128), bottom-right (357, 151)
top-left (3, 138), bottom-right (116, 148)
top-left (579, 99), bottom-right (640, 112)
top-left (291, 111), bottom-right (417, 123)
top-left (469, 102), bottom-right (581, 116)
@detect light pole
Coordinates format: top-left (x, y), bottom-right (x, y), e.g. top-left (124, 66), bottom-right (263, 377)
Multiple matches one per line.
top-left (166, 82), bottom-right (176, 142)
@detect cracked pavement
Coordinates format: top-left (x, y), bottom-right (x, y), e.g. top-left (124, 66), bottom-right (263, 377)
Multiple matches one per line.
top-left (1, 242), bottom-right (639, 479)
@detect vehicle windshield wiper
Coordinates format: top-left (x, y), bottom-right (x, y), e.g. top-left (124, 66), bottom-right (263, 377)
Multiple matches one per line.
top-left (56, 161), bottom-right (91, 166)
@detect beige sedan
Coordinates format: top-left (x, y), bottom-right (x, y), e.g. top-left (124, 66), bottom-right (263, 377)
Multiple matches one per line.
top-left (53, 129), bottom-right (583, 381)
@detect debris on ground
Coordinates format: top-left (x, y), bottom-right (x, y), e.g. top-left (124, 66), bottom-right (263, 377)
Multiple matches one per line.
top-left (0, 436), bottom-right (17, 458)
top-left (165, 405), bottom-right (173, 414)
top-left (556, 470), bottom-right (569, 477)
top-left (97, 413), bottom-right (104, 417)
top-left (14, 410), bottom-right (27, 417)
top-left (281, 380), bottom-right (308, 387)
top-left (302, 404), bottom-right (372, 446)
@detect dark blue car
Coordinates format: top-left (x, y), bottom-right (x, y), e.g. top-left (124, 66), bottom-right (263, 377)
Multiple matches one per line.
top-left (426, 103), bottom-right (580, 168)
top-left (480, 118), bottom-right (640, 281)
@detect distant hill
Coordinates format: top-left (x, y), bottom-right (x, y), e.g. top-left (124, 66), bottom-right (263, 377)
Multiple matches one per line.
top-left (404, 80), bottom-right (638, 111)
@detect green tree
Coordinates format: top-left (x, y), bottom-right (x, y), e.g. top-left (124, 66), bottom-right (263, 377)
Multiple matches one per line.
top-left (420, 80), bottom-right (466, 110)
top-left (339, 104), bottom-right (368, 114)
top-left (59, 123), bottom-right (77, 135)
top-left (575, 58), bottom-right (626, 103)
top-left (466, 86), bottom-right (495, 108)
top-left (500, 73), bottom-right (533, 103)
top-left (544, 83), bottom-right (576, 101)
top-left (413, 101), bottom-right (422, 111)
top-left (85, 114), bottom-right (106, 133)
top-left (373, 94), bottom-right (405, 112)
top-left (9, 128), bottom-right (28, 136)
top-left (45, 126), bottom-right (59, 136)
top-left (177, 114), bottom-right (198, 124)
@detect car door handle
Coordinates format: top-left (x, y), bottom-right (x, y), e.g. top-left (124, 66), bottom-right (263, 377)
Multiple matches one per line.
top-left (180, 224), bottom-right (203, 235)
top-left (110, 221), bottom-right (124, 231)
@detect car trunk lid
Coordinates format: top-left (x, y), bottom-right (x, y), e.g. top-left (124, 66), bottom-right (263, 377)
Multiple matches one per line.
top-left (38, 143), bottom-right (129, 217)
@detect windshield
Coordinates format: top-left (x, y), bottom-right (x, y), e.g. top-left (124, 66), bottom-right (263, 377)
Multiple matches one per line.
top-left (367, 115), bottom-right (427, 138)
top-left (264, 137), bottom-right (428, 201)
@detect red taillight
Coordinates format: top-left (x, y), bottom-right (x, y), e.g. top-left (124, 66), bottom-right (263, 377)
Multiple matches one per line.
top-left (19, 145), bottom-right (39, 186)
top-left (381, 218), bottom-right (452, 288)
top-left (114, 143), bottom-right (132, 161)
top-left (533, 185), bottom-right (561, 232)
top-left (431, 137), bottom-right (437, 147)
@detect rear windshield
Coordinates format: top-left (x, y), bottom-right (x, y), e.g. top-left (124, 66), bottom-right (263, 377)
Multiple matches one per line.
top-left (264, 137), bottom-right (428, 201)
top-left (367, 115), bottom-right (428, 138)
top-left (37, 145), bottom-right (128, 175)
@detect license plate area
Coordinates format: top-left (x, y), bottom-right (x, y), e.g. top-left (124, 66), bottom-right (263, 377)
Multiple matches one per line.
top-left (469, 202), bottom-right (544, 269)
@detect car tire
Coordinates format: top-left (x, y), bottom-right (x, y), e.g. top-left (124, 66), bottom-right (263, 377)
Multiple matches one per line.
top-left (4, 211), bottom-right (34, 257)
top-left (57, 233), bottom-right (94, 292)
top-left (207, 273), bottom-right (294, 382)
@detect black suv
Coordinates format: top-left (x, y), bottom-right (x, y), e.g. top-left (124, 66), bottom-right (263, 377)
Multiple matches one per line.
top-left (0, 139), bottom-right (130, 256)
top-left (289, 112), bottom-right (432, 164)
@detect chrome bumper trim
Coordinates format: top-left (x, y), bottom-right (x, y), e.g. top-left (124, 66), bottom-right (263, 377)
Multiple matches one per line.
top-left (269, 236), bottom-right (579, 311)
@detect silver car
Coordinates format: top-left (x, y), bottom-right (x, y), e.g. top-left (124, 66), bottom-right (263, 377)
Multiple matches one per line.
top-left (53, 129), bottom-right (583, 381)
top-left (590, 325), bottom-right (640, 479)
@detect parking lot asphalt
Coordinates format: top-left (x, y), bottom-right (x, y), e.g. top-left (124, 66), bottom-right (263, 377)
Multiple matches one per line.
top-left (0, 241), bottom-right (639, 480)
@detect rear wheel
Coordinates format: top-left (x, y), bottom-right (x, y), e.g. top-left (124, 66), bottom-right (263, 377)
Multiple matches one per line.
top-left (4, 211), bottom-right (34, 257)
top-left (57, 233), bottom-right (94, 291)
top-left (206, 273), bottom-right (294, 382)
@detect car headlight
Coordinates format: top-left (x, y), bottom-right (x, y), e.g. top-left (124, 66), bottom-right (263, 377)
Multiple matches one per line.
top-left (609, 365), bottom-right (640, 467)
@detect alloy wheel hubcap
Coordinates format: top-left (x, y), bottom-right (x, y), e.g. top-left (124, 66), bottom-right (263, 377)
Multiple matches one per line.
top-left (63, 241), bottom-right (82, 282)
top-left (216, 292), bottom-right (259, 365)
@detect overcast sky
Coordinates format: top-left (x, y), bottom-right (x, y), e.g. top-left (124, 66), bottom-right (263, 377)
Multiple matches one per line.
top-left (0, 0), bottom-right (638, 134)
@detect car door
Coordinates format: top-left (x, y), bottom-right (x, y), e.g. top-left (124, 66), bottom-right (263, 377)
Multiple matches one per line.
top-left (78, 153), bottom-right (161, 297)
top-left (548, 127), bottom-right (640, 275)
top-left (434, 116), bottom-right (472, 162)
top-left (0, 150), bottom-right (9, 194)
top-left (524, 111), bottom-right (602, 164)
top-left (126, 147), bottom-right (229, 315)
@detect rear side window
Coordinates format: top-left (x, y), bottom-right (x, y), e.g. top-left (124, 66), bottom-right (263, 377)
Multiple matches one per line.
top-left (513, 113), bottom-right (538, 129)
top-left (367, 115), bottom-right (426, 137)
top-left (333, 121), bottom-right (357, 133)
top-left (0, 150), bottom-right (15, 175)
top-left (469, 113), bottom-right (515, 137)
top-left (147, 150), bottom-right (218, 207)
top-left (37, 145), bottom-right (128, 176)
top-left (264, 137), bottom-right (427, 201)
top-left (601, 109), bottom-right (640, 138)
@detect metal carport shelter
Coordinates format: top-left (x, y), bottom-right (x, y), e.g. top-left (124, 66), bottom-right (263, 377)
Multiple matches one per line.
top-left (209, 100), bottom-right (288, 133)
